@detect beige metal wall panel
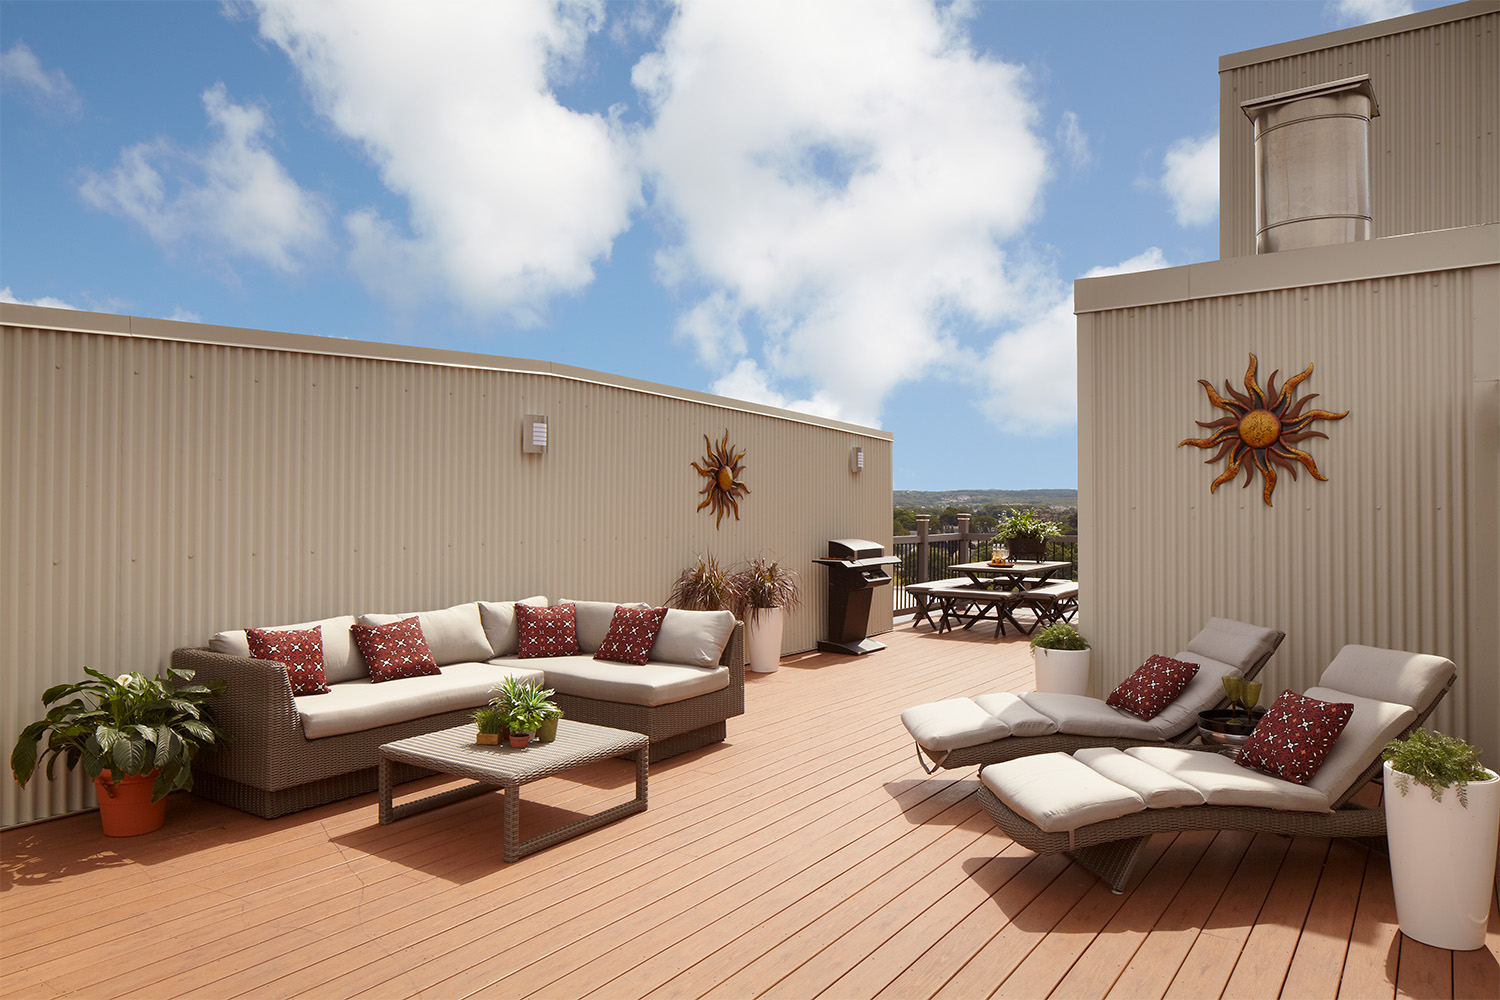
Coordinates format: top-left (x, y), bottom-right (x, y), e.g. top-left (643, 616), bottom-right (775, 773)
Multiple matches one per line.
top-left (1220, 3), bottom-right (1499, 258)
top-left (1, 315), bottom-right (892, 827)
top-left (1078, 265), bottom-right (1498, 762)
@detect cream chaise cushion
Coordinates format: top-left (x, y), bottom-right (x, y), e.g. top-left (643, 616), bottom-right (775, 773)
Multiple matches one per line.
top-left (973, 693), bottom-right (1058, 737)
top-left (211, 614), bottom-right (368, 684)
top-left (1022, 653), bottom-right (1242, 739)
top-left (295, 662), bottom-right (546, 739)
top-left (478, 596), bottom-right (548, 657)
top-left (1184, 616), bottom-right (1283, 672)
top-left (902, 699), bottom-right (1012, 752)
top-left (1300, 686), bottom-right (1416, 800)
top-left (981, 753), bottom-right (1147, 833)
top-left (1317, 645), bottom-right (1455, 711)
top-left (1073, 747), bottom-right (1205, 809)
top-left (1125, 747), bottom-right (1331, 811)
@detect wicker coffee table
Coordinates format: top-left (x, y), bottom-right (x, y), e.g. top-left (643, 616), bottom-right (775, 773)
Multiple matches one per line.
top-left (378, 719), bottom-right (649, 861)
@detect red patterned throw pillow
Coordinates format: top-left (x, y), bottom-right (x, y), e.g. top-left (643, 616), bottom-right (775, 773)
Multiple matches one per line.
top-left (1236, 690), bottom-right (1354, 785)
top-left (595, 606), bottom-right (669, 665)
top-left (247, 625), bottom-right (330, 696)
top-left (516, 603), bottom-right (580, 658)
top-left (350, 616), bottom-right (441, 682)
top-left (1105, 654), bottom-right (1199, 720)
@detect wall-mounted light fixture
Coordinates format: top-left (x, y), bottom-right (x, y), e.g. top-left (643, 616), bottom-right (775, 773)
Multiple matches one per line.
top-left (850, 446), bottom-right (864, 473)
top-left (522, 414), bottom-right (548, 455)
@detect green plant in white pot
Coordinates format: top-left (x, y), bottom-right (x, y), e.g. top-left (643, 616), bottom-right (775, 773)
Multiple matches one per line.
top-left (729, 557), bottom-right (801, 673)
top-left (1381, 728), bottom-right (1499, 950)
top-left (1029, 623), bottom-right (1090, 695)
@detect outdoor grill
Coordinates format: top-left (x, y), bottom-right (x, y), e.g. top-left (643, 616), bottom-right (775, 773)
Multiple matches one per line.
top-left (813, 538), bottom-right (900, 655)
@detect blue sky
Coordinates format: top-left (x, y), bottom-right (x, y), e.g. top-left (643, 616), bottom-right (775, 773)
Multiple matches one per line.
top-left (1, 0), bottom-right (1444, 490)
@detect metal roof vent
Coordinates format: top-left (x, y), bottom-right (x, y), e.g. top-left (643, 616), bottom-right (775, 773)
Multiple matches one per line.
top-left (1242, 75), bottom-right (1379, 254)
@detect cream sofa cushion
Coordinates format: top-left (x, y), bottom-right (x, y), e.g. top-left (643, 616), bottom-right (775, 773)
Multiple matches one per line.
top-left (1125, 747), bottom-right (1331, 812)
top-left (359, 603), bottom-right (493, 667)
top-left (539, 655), bottom-right (728, 707)
top-left (982, 753), bottom-right (1145, 833)
top-left (557, 599), bottom-right (650, 654)
top-left (652, 609), bottom-right (737, 667)
top-left (294, 661), bottom-right (546, 739)
top-left (477, 596), bottom-right (548, 656)
top-left (212, 614), bottom-right (367, 684)
top-left (902, 699), bottom-right (1011, 751)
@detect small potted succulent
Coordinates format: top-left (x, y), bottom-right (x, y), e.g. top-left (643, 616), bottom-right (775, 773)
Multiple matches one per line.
top-left (494, 676), bottom-right (562, 748)
top-left (996, 510), bottom-right (1062, 563)
top-left (729, 557), bottom-right (802, 673)
top-left (1382, 728), bottom-right (1499, 950)
top-left (472, 705), bottom-right (506, 745)
top-left (1029, 623), bottom-right (1090, 695)
top-left (10, 667), bottom-right (227, 836)
top-left (668, 554), bottom-right (732, 611)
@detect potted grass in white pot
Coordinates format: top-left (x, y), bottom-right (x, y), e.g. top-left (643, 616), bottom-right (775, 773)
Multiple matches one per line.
top-left (1029, 623), bottom-right (1090, 695)
top-left (1382, 728), bottom-right (1499, 950)
top-left (729, 557), bottom-right (801, 674)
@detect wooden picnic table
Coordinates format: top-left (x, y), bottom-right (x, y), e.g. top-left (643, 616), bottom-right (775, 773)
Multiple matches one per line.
top-left (936, 560), bottom-right (1076, 636)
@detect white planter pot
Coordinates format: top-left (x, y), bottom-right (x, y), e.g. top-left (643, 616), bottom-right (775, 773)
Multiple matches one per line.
top-left (745, 607), bottom-right (784, 673)
top-left (1384, 761), bottom-right (1500, 950)
top-left (1033, 647), bottom-right (1090, 695)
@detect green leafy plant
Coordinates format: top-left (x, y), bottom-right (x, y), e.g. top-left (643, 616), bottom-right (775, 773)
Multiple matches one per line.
top-left (11, 667), bottom-right (227, 803)
top-left (728, 557), bottom-right (802, 624)
top-left (996, 509), bottom-right (1064, 542)
top-left (1030, 623), bottom-right (1090, 651)
top-left (472, 705), bottom-right (506, 736)
top-left (1383, 728), bottom-right (1491, 807)
top-left (493, 676), bottom-right (561, 735)
top-left (668, 554), bottom-right (732, 611)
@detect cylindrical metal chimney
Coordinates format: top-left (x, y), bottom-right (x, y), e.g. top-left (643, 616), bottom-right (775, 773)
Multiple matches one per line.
top-left (1242, 75), bottom-right (1379, 254)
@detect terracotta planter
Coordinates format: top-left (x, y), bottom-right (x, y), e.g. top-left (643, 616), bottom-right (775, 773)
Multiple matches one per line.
top-left (508, 733), bottom-right (533, 749)
top-left (1385, 762), bottom-right (1500, 950)
top-left (745, 607), bottom-right (784, 673)
top-left (94, 770), bottom-right (167, 837)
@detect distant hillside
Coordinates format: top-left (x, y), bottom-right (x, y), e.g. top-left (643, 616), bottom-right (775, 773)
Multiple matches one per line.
top-left (893, 489), bottom-right (1077, 509)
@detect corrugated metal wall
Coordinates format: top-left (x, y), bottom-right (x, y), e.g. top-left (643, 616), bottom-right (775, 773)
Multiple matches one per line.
top-left (1078, 263), bottom-right (1499, 762)
top-left (1, 316), bottom-right (893, 827)
top-left (1220, 3), bottom-right (1499, 258)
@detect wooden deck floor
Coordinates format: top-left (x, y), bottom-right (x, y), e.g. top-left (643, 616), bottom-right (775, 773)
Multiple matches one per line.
top-left (3, 621), bottom-right (1497, 1000)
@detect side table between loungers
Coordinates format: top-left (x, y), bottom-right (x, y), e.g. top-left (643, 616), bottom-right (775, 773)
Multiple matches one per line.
top-left (378, 719), bottom-right (649, 862)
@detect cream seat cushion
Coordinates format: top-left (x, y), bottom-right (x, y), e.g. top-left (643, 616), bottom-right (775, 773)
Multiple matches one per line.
top-left (650, 609), bottom-right (738, 668)
top-left (556, 599), bottom-right (650, 654)
top-left (295, 662), bottom-right (546, 739)
top-left (478, 597), bottom-right (548, 656)
top-left (537, 655), bottom-right (729, 707)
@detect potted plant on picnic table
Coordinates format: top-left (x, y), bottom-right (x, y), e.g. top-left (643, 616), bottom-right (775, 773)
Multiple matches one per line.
top-left (1382, 728), bottom-right (1499, 950)
top-left (996, 510), bottom-right (1062, 563)
top-left (10, 667), bottom-right (227, 836)
top-left (729, 556), bottom-right (802, 674)
top-left (1029, 623), bottom-right (1090, 696)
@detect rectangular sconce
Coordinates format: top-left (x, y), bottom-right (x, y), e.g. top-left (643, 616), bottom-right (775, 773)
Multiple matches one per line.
top-left (522, 414), bottom-right (548, 454)
top-left (850, 446), bottom-right (864, 473)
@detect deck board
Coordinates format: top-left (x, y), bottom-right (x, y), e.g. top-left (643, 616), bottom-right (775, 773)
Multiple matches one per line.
top-left (2, 618), bottom-right (1495, 999)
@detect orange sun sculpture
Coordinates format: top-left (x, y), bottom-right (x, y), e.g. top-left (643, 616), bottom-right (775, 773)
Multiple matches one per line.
top-left (1179, 353), bottom-right (1349, 507)
top-left (692, 430), bottom-right (750, 528)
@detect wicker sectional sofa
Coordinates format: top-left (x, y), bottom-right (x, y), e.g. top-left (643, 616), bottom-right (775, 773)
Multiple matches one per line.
top-left (171, 597), bottom-right (745, 819)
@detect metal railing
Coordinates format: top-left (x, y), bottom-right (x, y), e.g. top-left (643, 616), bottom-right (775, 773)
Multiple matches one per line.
top-left (891, 516), bottom-right (1077, 615)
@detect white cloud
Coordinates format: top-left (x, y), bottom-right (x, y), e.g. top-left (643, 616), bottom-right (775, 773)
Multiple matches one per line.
top-left (1058, 111), bottom-right (1092, 172)
top-left (977, 248), bottom-right (1170, 434)
top-left (0, 286), bottom-right (77, 310)
top-left (1334, 0), bottom-right (1414, 26)
top-left (635, 0), bottom-right (1048, 427)
top-left (1161, 131), bottom-right (1218, 227)
top-left (251, 0), bottom-right (640, 322)
top-left (78, 84), bottom-right (328, 272)
top-left (0, 40), bottom-right (81, 116)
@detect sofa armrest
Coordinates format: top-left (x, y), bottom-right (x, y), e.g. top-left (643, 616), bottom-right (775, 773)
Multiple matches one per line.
top-left (171, 647), bottom-right (307, 787)
top-left (719, 621), bottom-right (746, 716)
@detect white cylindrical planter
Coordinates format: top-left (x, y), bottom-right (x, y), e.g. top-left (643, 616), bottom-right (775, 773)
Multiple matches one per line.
top-left (1384, 762), bottom-right (1500, 950)
top-left (1033, 648), bottom-right (1090, 695)
top-left (745, 607), bottom-right (784, 673)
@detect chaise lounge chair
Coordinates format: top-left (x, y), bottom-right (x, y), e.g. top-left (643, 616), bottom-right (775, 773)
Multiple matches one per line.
top-left (901, 617), bottom-right (1284, 773)
top-left (976, 644), bottom-right (1456, 892)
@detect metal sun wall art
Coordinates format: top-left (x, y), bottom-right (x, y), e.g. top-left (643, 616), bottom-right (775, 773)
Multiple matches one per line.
top-left (693, 430), bottom-right (750, 528)
top-left (1178, 353), bottom-right (1349, 507)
